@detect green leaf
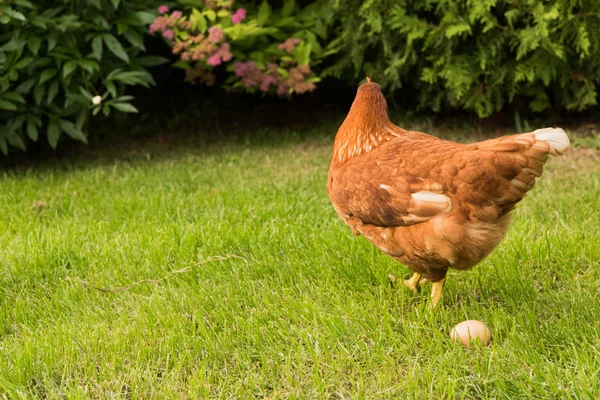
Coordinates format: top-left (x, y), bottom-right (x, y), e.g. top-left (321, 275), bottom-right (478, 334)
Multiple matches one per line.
top-left (6, 131), bottom-right (26, 151)
top-left (13, 0), bottom-right (34, 8)
top-left (445, 22), bottom-right (471, 38)
top-left (17, 77), bottom-right (36, 94)
top-left (278, 68), bottom-right (290, 78)
top-left (217, 10), bottom-right (229, 18)
top-left (3, 7), bottom-right (26, 21)
top-left (117, 23), bottom-right (128, 35)
top-left (204, 10), bottom-right (216, 22)
top-left (106, 82), bottom-right (117, 97)
top-left (92, 15), bottom-right (110, 30)
top-left (92, 36), bottom-right (103, 60)
top-left (112, 95), bottom-right (134, 102)
top-left (258, 1), bottom-right (272, 25)
top-left (192, 9), bottom-right (207, 32)
top-left (39, 68), bottom-right (57, 84)
top-left (110, 0), bottom-right (121, 9)
top-left (27, 36), bottom-right (42, 54)
top-left (296, 42), bottom-right (311, 65)
top-left (14, 57), bottom-right (33, 69)
top-left (63, 60), bottom-right (77, 77)
top-left (79, 86), bottom-right (93, 100)
top-left (1, 38), bottom-right (25, 52)
top-left (110, 102), bottom-right (138, 113)
top-left (8, 68), bottom-right (18, 81)
top-left (136, 55), bottom-right (168, 66)
top-left (282, 0), bottom-right (296, 17)
top-left (46, 79), bottom-right (59, 105)
top-left (0, 100), bottom-right (17, 111)
top-left (102, 34), bottom-right (130, 63)
top-left (75, 107), bottom-right (87, 131)
top-left (2, 92), bottom-right (25, 103)
top-left (123, 30), bottom-right (144, 49)
top-left (47, 33), bottom-right (59, 52)
top-left (58, 119), bottom-right (87, 143)
top-left (88, 0), bottom-right (101, 9)
top-left (133, 11), bottom-right (157, 25)
top-left (33, 84), bottom-right (45, 104)
top-left (26, 116), bottom-right (38, 141)
top-left (78, 60), bottom-right (99, 73)
top-left (47, 119), bottom-right (61, 148)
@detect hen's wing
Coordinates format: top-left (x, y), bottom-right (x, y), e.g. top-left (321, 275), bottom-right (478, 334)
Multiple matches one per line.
top-left (328, 137), bottom-right (455, 227)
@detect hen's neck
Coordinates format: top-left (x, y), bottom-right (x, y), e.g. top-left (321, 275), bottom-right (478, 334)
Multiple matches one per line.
top-left (331, 83), bottom-right (406, 165)
top-left (332, 120), bottom-right (402, 165)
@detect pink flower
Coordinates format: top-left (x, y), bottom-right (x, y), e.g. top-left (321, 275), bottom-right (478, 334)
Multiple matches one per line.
top-left (208, 26), bottom-right (224, 43)
top-left (149, 15), bottom-right (174, 33)
top-left (278, 38), bottom-right (302, 52)
top-left (219, 43), bottom-right (232, 62)
top-left (158, 5), bottom-right (169, 14)
top-left (171, 10), bottom-right (182, 19)
top-left (207, 55), bottom-right (222, 66)
top-left (231, 8), bottom-right (247, 24)
top-left (205, 43), bottom-right (232, 67)
top-left (162, 29), bottom-right (174, 40)
top-left (277, 84), bottom-right (289, 96)
top-left (234, 62), bottom-right (249, 77)
top-left (260, 74), bottom-right (277, 92)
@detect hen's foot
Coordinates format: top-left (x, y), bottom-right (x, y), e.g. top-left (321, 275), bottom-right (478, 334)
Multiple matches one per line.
top-left (430, 277), bottom-right (447, 309)
top-left (403, 272), bottom-right (422, 292)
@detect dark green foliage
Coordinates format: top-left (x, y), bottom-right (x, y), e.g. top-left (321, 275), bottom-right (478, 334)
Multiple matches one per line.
top-left (0, 0), bottom-right (166, 153)
top-left (323, 0), bottom-right (600, 117)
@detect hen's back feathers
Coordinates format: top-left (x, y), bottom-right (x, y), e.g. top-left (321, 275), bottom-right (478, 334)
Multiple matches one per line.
top-left (468, 127), bottom-right (569, 216)
top-left (329, 127), bottom-right (570, 228)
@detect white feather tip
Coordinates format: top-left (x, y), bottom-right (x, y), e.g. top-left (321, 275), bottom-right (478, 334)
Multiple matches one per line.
top-left (533, 127), bottom-right (570, 155)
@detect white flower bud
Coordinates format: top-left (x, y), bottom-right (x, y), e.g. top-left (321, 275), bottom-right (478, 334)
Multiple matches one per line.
top-left (92, 95), bottom-right (102, 105)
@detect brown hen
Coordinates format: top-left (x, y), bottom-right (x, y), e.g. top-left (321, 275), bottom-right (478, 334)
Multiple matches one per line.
top-left (327, 78), bottom-right (570, 308)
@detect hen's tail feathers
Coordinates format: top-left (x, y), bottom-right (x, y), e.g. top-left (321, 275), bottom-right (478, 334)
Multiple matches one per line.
top-left (531, 127), bottom-right (570, 156)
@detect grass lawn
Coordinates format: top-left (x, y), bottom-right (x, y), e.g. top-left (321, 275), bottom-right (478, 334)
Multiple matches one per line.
top-left (1, 126), bottom-right (599, 398)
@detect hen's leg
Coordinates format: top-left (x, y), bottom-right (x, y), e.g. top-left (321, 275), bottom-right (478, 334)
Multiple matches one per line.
top-left (430, 277), bottom-right (446, 309)
top-left (403, 272), bottom-right (422, 292)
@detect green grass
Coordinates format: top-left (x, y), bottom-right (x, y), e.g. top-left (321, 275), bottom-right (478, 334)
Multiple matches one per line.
top-left (1, 128), bottom-right (599, 399)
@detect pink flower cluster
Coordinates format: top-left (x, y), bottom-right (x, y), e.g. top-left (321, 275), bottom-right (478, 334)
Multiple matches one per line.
top-left (171, 32), bottom-right (232, 67)
top-left (231, 8), bottom-right (246, 24)
top-left (150, 7), bottom-right (189, 40)
top-left (233, 61), bottom-right (316, 95)
top-left (278, 38), bottom-right (301, 52)
top-left (207, 43), bottom-right (232, 66)
top-left (208, 26), bottom-right (224, 43)
top-left (151, 4), bottom-right (319, 96)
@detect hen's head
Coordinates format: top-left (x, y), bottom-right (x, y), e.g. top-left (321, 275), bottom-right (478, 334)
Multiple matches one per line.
top-left (330, 78), bottom-right (395, 164)
top-left (347, 77), bottom-right (389, 126)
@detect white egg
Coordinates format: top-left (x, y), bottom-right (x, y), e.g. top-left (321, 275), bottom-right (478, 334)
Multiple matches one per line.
top-left (92, 95), bottom-right (102, 105)
top-left (450, 320), bottom-right (492, 346)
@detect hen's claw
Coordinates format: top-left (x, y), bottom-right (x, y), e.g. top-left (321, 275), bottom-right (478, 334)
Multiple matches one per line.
top-left (403, 272), bottom-right (422, 292)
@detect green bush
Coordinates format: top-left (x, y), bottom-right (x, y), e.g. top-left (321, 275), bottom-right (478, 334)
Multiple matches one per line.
top-left (0, 0), bottom-right (167, 153)
top-left (324, 0), bottom-right (600, 117)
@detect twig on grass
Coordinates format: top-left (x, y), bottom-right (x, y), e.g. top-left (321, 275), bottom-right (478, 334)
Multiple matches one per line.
top-left (74, 254), bottom-right (248, 293)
